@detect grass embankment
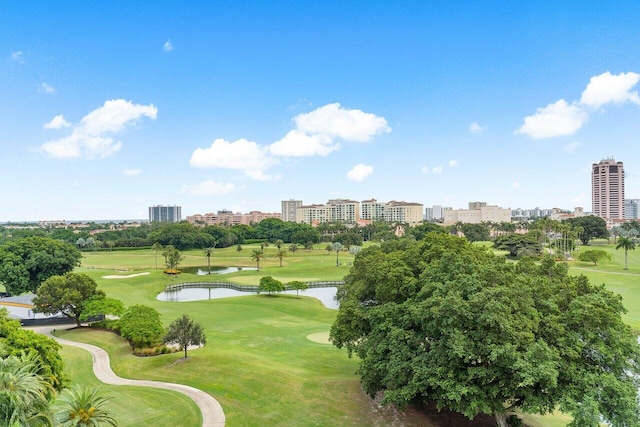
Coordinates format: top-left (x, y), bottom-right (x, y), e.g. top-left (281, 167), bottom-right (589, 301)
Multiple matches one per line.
top-left (58, 242), bottom-right (639, 426)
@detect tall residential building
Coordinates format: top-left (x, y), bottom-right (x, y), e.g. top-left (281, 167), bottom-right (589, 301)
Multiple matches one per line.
top-left (625, 199), bottom-right (640, 220)
top-left (149, 205), bottom-right (181, 223)
top-left (592, 158), bottom-right (625, 220)
top-left (281, 199), bottom-right (302, 222)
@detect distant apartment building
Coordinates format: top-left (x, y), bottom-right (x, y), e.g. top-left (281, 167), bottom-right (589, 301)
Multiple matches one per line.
top-left (383, 201), bottom-right (424, 225)
top-left (625, 199), bottom-right (640, 220)
top-left (361, 199), bottom-right (386, 221)
top-left (295, 198), bottom-right (423, 226)
top-left (592, 158), bottom-right (625, 220)
top-left (187, 210), bottom-right (281, 226)
top-left (281, 199), bottom-right (302, 222)
top-left (443, 202), bottom-right (511, 225)
top-left (295, 204), bottom-right (328, 224)
top-left (149, 205), bottom-right (181, 223)
top-left (511, 207), bottom-right (554, 219)
top-left (425, 205), bottom-right (452, 221)
top-left (326, 199), bottom-right (360, 223)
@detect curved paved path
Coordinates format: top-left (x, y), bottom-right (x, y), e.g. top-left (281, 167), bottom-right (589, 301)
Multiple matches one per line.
top-left (34, 326), bottom-right (225, 427)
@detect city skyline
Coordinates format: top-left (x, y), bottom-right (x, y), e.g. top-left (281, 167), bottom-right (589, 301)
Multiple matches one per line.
top-left (2, 3), bottom-right (640, 222)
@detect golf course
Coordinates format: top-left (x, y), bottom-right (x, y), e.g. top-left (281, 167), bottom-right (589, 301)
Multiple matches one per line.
top-left (52, 241), bottom-right (640, 426)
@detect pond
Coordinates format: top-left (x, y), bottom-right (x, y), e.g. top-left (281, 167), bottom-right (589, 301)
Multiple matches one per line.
top-left (157, 286), bottom-right (339, 309)
top-left (180, 266), bottom-right (258, 275)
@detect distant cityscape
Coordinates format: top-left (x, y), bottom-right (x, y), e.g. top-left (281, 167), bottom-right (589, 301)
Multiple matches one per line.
top-left (3, 157), bottom-right (638, 229)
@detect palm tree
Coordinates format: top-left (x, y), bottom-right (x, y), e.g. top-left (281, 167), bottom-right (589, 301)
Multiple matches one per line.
top-left (56, 385), bottom-right (117, 426)
top-left (325, 244), bottom-right (333, 255)
top-left (151, 242), bottom-right (163, 269)
top-left (331, 242), bottom-right (343, 267)
top-left (202, 247), bottom-right (214, 274)
top-left (251, 249), bottom-right (264, 270)
top-left (288, 244), bottom-right (298, 254)
top-left (275, 239), bottom-right (284, 249)
top-left (275, 249), bottom-right (287, 267)
top-left (0, 352), bottom-right (54, 427)
top-left (616, 237), bottom-right (636, 270)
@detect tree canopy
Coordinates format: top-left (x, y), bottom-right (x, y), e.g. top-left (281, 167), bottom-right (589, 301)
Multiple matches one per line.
top-left (330, 233), bottom-right (640, 427)
top-left (0, 236), bottom-right (81, 295)
top-left (0, 308), bottom-right (66, 393)
top-left (33, 273), bottom-right (106, 326)
top-left (164, 314), bottom-right (206, 359)
top-left (578, 249), bottom-right (611, 265)
top-left (564, 216), bottom-right (608, 245)
top-left (258, 276), bottom-right (285, 295)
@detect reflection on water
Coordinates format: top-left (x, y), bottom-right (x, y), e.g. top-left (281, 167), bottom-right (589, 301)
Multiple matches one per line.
top-left (157, 286), bottom-right (339, 309)
top-left (181, 266), bottom-right (258, 275)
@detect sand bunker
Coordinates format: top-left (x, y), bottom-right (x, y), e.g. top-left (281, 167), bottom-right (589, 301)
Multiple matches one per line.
top-left (102, 272), bottom-right (150, 279)
top-left (306, 331), bottom-right (331, 344)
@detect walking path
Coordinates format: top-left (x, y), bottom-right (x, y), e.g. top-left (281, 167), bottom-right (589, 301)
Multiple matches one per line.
top-left (34, 326), bottom-right (225, 427)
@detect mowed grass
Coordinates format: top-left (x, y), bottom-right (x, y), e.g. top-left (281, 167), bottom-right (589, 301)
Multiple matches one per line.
top-left (52, 344), bottom-right (201, 426)
top-left (568, 241), bottom-right (640, 331)
top-left (60, 242), bottom-right (640, 426)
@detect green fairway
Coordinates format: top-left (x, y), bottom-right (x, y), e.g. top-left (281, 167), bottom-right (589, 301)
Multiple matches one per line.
top-left (56, 242), bottom-right (640, 426)
top-left (53, 344), bottom-right (202, 426)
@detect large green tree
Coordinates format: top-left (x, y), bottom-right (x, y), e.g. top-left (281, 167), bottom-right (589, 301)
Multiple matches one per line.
top-left (564, 216), bottom-right (608, 245)
top-left (331, 235), bottom-right (640, 427)
top-left (0, 236), bottom-right (81, 295)
top-left (32, 273), bottom-right (105, 327)
top-left (164, 314), bottom-right (207, 359)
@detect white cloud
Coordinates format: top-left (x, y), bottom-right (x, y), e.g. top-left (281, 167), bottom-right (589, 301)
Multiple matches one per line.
top-left (43, 114), bottom-right (71, 130)
top-left (191, 103), bottom-right (389, 180)
top-left (39, 83), bottom-right (56, 94)
top-left (518, 71), bottom-right (640, 139)
top-left (563, 141), bottom-right (580, 154)
top-left (421, 166), bottom-right (429, 174)
top-left (580, 71), bottom-right (640, 108)
top-left (347, 164), bottom-right (373, 182)
top-left (269, 130), bottom-right (338, 157)
top-left (469, 122), bottom-right (486, 133)
top-left (511, 181), bottom-right (521, 189)
top-left (163, 39), bottom-right (174, 52)
top-left (432, 166), bottom-right (443, 174)
top-left (79, 99), bottom-right (157, 135)
top-left (39, 99), bottom-right (157, 159)
top-left (190, 138), bottom-right (278, 180)
top-left (181, 180), bottom-right (235, 195)
top-left (123, 168), bottom-right (143, 176)
top-left (293, 103), bottom-right (391, 142)
top-left (10, 51), bottom-right (25, 63)
top-left (516, 99), bottom-right (588, 139)
top-left (449, 160), bottom-right (459, 167)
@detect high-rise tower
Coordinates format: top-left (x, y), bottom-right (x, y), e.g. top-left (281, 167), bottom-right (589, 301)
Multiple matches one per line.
top-left (592, 158), bottom-right (624, 219)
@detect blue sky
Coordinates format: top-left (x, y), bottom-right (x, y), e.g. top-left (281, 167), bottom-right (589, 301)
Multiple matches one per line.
top-left (2, 2), bottom-right (640, 221)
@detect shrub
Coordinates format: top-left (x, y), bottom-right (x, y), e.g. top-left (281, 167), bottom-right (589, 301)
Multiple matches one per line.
top-left (118, 305), bottom-right (164, 349)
